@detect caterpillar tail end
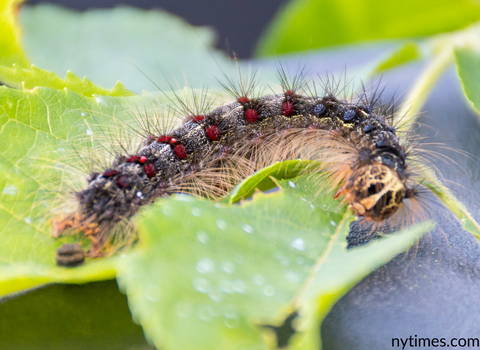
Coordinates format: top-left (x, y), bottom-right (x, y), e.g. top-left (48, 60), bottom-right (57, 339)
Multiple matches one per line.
top-left (52, 213), bottom-right (102, 267)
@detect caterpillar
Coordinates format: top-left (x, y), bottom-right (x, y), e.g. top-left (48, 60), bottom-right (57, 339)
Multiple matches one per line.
top-left (53, 73), bottom-right (422, 267)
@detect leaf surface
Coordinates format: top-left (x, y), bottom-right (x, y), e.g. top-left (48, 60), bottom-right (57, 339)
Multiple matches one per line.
top-left (118, 174), bottom-right (433, 349)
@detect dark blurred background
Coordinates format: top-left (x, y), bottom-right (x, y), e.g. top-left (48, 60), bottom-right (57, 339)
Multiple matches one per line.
top-left (26, 0), bottom-right (289, 58)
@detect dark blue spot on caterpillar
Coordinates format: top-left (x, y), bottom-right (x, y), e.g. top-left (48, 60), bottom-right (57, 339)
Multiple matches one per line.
top-left (313, 104), bottom-right (326, 116)
top-left (375, 139), bottom-right (389, 148)
top-left (363, 124), bottom-right (375, 133)
top-left (343, 109), bottom-right (356, 121)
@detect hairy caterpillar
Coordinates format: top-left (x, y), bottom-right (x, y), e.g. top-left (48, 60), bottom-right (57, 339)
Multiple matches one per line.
top-left (53, 73), bottom-right (422, 267)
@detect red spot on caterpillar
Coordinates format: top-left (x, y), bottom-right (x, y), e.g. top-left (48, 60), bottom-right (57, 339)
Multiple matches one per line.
top-left (139, 156), bottom-right (148, 164)
top-left (170, 138), bottom-right (178, 145)
top-left (237, 96), bottom-right (250, 104)
top-left (173, 144), bottom-right (187, 159)
top-left (282, 101), bottom-right (295, 116)
top-left (158, 135), bottom-right (172, 143)
top-left (205, 125), bottom-right (220, 141)
top-left (102, 169), bottom-right (119, 177)
top-left (143, 163), bottom-right (156, 178)
top-left (245, 108), bottom-right (259, 123)
top-left (115, 175), bottom-right (130, 188)
top-left (192, 115), bottom-right (205, 122)
top-left (126, 155), bottom-right (140, 163)
top-left (285, 90), bottom-right (295, 96)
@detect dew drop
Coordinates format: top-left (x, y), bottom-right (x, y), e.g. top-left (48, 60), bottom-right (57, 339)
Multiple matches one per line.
top-left (145, 292), bottom-right (159, 302)
top-left (2, 185), bottom-right (17, 196)
top-left (191, 207), bottom-right (201, 217)
top-left (196, 258), bottom-right (214, 274)
top-left (330, 220), bottom-right (337, 227)
top-left (196, 231), bottom-right (209, 244)
top-left (224, 318), bottom-right (238, 328)
top-left (296, 256), bottom-right (307, 266)
top-left (223, 311), bottom-right (239, 328)
top-left (224, 310), bottom-right (238, 320)
top-left (286, 271), bottom-right (301, 283)
top-left (85, 128), bottom-right (93, 136)
top-left (177, 195), bottom-right (194, 202)
top-left (288, 180), bottom-right (296, 188)
top-left (136, 191), bottom-right (144, 199)
top-left (232, 280), bottom-right (246, 294)
top-left (94, 96), bottom-right (105, 104)
top-left (263, 285), bottom-right (275, 297)
top-left (291, 238), bottom-right (305, 251)
top-left (175, 303), bottom-right (191, 319)
top-left (253, 274), bottom-right (265, 285)
top-left (221, 261), bottom-right (235, 274)
top-left (144, 286), bottom-right (160, 302)
top-left (80, 112), bottom-right (87, 117)
top-left (219, 280), bottom-right (234, 294)
top-left (197, 305), bottom-right (215, 321)
top-left (193, 278), bottom-right (209, 293)
top-left (208, 291), bottom-right (223, 302)
top-left (216, 219), bottom-right (227, 230)
top-left (275, 253), bottom-right (290, 266)
top-left (161, 206), bottom-right (173, 216)
top-left (241, 223), bottom-right (254, 234)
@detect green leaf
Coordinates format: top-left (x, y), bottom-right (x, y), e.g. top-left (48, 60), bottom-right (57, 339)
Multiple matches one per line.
top-left (0, 281), bottom-right (152, 350)
top-left (117, 173), bottom-right (433, 350)
top-left (19, 5), bottom-right (238, 92)
top-left (455, 47), bottom-right (480, 114)
top-left (371, 42), bottom-right (422, 75)
top-left (0, 85), bottom-right (170, 297)
top-left (0, 1), bottom-right (133, 96)
top-left (290, 221), bottom-right (432, 349)
top-left (228, 159), bottom-right (320, 204)
top-left (0, 64), bottom-right (133, 97)
top-left (257, 0), bottom-right (480, 57)
top-left (0, 0), bottom-right (28, 66)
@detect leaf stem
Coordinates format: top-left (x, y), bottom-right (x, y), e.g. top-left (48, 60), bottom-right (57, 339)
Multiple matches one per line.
top-left (398, 48), bottom-right (452, 133)
top-left (420, 168), bottom-right (480, 239)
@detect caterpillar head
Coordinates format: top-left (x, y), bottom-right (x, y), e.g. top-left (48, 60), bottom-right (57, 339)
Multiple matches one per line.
top-left (335, 163), bottom-right (407, 221)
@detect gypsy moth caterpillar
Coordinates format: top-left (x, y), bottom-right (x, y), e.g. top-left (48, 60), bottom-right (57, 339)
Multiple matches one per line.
top-left (52, 69), bottom-right (437, 267)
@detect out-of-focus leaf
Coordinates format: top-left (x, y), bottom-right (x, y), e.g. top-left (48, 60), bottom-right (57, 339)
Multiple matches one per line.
top-left (455, 47), bottom-right (480, 114)
top-left (257, 0), bottom-right (480, 57)
top-left (19, 5), bottom-right (238, 92)
top-left (0, 281), bottom-right (152, 350)
top-left (0, 0), bottom-right (28, 66)
top-left (371, 42), bottom-right (422, 74)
